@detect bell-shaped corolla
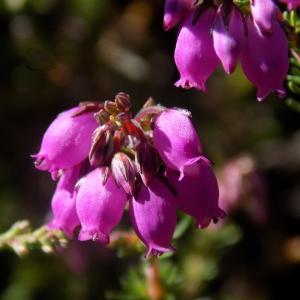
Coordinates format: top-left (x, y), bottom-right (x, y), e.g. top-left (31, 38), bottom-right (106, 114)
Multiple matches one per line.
top-left (48, 164), bottom-right (81, 237)
top-left (76, 168), bottom-right (127, 244)
top-left (166, 161), bottom-right (226, 228)
top-left (174, 8), bottom-right (220, 91)
top-left (130, 178), bottom-right (177, 257)
top-left (153, 108), bottom-right (205, 180)
top-left (240, 17), bottom-right (289, 101)
top-left (212, 4), bottom-right (245, 74)
top-left (33, 107), bottom-right (97, 179)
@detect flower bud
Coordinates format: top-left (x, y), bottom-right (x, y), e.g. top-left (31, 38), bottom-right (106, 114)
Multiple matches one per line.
top-left (115, 92), bottom-right (131, 112)
top-left (104, 100), bottom-right (117, 114)
top-left (153, 108), bottom-right (204, 179)
top-left (130, 178), bottom-right (177, 257)
top-left (212, 4), bottom-right (245, 74)
top-left (94, 109), bottom-right (110, 125)
top-left (240, 17), bottom-right (289, 101)
top-left (166, 161), bottom-right (225, 228)
top-left (89, 124), bottom-right (114, 167)
top-left (116, 112), bottom-right (131, 122)
top-left (32, 107), bottom-right (97, 179)
top-left (76, 168), bottom-right (127, 244)
top-left (111, 152), bottom-right (137, 195)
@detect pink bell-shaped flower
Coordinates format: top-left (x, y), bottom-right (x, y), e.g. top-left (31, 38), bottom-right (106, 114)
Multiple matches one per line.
top-left (240, 16), bottom-right (289, 101)
top-left (33, 107), bottom-right (97, 179)
top-left (166, 161), bottom-right (225, 228)
top-left (153, 108), bottom-right (206, 180)
top-left (278, 0), bottom-right (300, 10)
top-left (163, 0), bottom-right (193, 31)
top-left (48, 164), bottom-right (81, 237)
top-left (250, 0), bottom-right (276, 35)
top-left (130, 177), bottom-right (177, 257)
top-left (174, 8), bottom-right (220, 91)
top-left (212, 4), bottom-right (245, 74)
top-left (76, 168), bottom-right (127, 244)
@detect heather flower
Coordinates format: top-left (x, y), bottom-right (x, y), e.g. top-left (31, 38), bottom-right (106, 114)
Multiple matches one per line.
top-left (153, 108), bottom-right (206, 179)
top-left (174, 8), bottom-right (220, 91)
top-left (130, 177), bottom-right (177, 257)
top-left (212, 3), bottom-right (245, 74)
top-left (165, 0), bottom-right (291, 100)
top-left (166, 161), bottom-right (225, 228)
top-left (76, 168), bottom-right (127, 244)
top-left (34, 93), bottom-right (223, 257)
top-left (240, 16), bottom-right (289, 101)
top-left (250, 0), bottom-right (276, 35)
top-left (278, 0), bottom-right (300, 10)
top-left (33, 107), bottom-right (98, 179)
top-left (163, 0), bottom-right (193, 31)
top-left (48, 164), bottom-right (81, 237)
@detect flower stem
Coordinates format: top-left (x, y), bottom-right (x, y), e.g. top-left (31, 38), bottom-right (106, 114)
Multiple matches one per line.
top-left (146, 257), bottom-right (164, 300)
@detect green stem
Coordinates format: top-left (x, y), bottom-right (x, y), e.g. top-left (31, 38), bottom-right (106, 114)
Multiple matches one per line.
top-left (0, 220), bottom-right (68, 256)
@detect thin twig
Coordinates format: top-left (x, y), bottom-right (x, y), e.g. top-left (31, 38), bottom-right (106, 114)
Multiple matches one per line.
top-left (145, 257), bottom-right (164, 300)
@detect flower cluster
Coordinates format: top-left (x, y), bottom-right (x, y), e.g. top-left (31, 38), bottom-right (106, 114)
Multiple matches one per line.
top-left (33, 93), bottom-right (225, 257)
top-left (163, 0), bottom-right (298, 101)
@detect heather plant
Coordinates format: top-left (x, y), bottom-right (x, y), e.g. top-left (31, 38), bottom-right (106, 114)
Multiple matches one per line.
top-left (0, 0), bottom-right (300, 300)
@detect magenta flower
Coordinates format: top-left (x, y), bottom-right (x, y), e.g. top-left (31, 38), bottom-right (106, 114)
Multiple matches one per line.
top-left (164, 0), bottom-right (291, 100)
top-left (48, 164), bottom-right (81, 237)
top-left (76, 168), bottom-right (127, 244)
top-left (167, 161), bottom-right (225, 228)
top-left (174, 8), bottom-right (220, 91)
top-left (212, 4), bottom-right (245, 74)
top-left (278, 0), bottom-right (300, 9)
top-left (240, 16), bottom-right (289, 101)
top-left (163, 0), bottom-right (193, 31)
top-left (130, 177), bottom-right (177, 257)
top-left (250, 0), bottom-right (276, 35)
top-left (33, 107), bottom-right (97, 179)
top-left (153, 108), bottom-right (206, 179)
top-left (34, 94), bottom-right (224, 257)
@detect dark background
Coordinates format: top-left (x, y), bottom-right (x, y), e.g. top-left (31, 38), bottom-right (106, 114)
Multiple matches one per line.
top-left (0, 0), bottom-right (300, 299)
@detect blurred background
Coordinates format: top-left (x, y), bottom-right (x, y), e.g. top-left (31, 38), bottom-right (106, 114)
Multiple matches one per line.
top-left (0, 0), bottom-right (300, 299)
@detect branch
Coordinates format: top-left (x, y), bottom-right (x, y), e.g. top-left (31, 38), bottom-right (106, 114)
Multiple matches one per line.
top-left (0, 220), bottom-right (68, 256)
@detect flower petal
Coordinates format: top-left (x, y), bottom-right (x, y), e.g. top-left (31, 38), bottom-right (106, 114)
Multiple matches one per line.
top-left (174, 8), bottom-right (220, 91)
top-left (130, 178), bottom-right (177, 257)
top-left (76, 168), bottom-right (127, 244)
top-left (166, 161), bottom-right (225, 228)
top-left (240, 17), bottom-right (289, 101)
top-left (153, 108), bottom-right (204, 179)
